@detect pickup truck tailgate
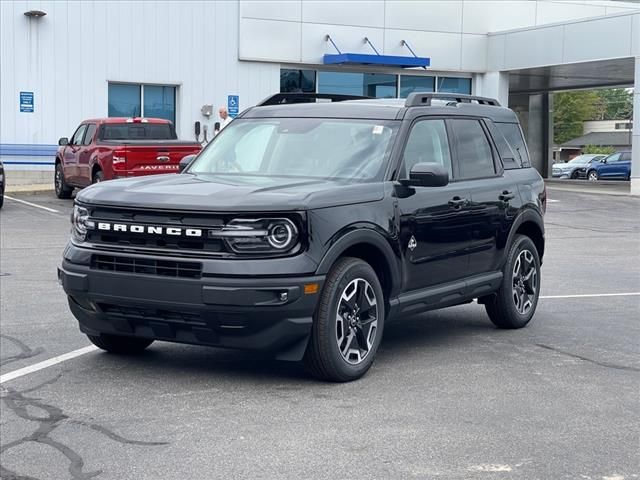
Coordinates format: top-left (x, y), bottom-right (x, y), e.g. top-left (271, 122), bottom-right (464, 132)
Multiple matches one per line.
top-left (116, 142), bottom-right (201, 175)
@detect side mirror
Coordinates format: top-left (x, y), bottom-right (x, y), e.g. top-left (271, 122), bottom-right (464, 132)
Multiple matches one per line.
top-left (401, 162), bottom-right (449, 187)
top-left (58, 137), bottom-right (69, 146)
top-left (179, 154), bottom-right (197, 173)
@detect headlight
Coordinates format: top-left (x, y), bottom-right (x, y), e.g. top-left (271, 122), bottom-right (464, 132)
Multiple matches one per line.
top-left (213, 218), bottom-right (299, 254)
top-left (71, 205), bottom-right (94, 242)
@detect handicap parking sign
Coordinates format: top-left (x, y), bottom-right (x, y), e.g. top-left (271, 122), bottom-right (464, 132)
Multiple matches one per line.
top-left (228, 95), bottom-right (239, 118)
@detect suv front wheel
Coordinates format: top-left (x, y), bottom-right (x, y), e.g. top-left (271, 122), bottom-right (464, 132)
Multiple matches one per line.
top-left (484, 234), bottom-right (541, 329)
top-left (304, 257), bottom-right (385, 382)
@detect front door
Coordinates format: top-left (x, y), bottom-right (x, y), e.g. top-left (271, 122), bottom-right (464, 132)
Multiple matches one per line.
top-left (77, 123), bottom-right (97, 185)
top-left (65, 124), bottom-right (88, 184)
top-left (395, 118), bottom-right (472, 291)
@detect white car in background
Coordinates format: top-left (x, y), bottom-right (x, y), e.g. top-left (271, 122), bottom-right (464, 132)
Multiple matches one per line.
top-left (552, 154), bottom-right (605, 179)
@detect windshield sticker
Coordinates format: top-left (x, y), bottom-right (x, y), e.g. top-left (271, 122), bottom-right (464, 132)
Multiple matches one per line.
top-left (372, 125), bottom-right (384, 135)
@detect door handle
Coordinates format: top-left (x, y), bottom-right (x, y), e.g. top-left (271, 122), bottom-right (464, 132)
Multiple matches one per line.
top-left (499, 190), bottom-right (515, 201)
top-left (448, 196), bottom-right (468, 208)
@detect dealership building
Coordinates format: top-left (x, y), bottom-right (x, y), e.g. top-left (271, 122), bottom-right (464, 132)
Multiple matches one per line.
top-left (1, 0), bottom-right (639, 192)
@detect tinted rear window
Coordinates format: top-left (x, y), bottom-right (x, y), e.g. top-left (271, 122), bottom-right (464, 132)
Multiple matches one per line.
top-left (100, 123), bottom-right (176, 140)
top-left (495, 122), bottom-right (530, 168)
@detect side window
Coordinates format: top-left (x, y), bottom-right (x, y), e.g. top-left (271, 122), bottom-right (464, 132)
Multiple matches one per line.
top-left (606, 153), bottom-right (621, 163)
top-left (83, 124), bottom-right (97, 146)
top-left (70, 125), bottom-right (88, 145)
top-left (486, 121), bottom-right (518, 169)
top-left (496, 122), bottom-right (530, 167)
top-left (400, 119), bottom-right (452, 179)
top-left (620, 152), bottom-right (631, 161)
top-left (449, 119), bottom-right (495, 179)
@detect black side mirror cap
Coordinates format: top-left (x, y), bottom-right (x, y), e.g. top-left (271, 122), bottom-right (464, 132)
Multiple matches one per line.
top-left (400, 162), bottom-right (449, 187)
top-left (58, 137), bottom-right (69, 146)
top-left (179, 154), bottom-right (197, 173)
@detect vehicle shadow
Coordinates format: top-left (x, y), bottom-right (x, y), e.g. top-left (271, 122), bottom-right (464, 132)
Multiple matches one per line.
top-left (83, 305), bottom-right (496, 384)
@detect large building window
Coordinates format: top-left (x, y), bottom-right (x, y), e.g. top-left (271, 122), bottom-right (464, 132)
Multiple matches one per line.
top-left (318, 72), bottom-right (396, 98)
top-left (280, 69), bottom-right (316, 93)
top-left (436, 77), bottom-right (472, 94)
top-left (399, 75), bottom-right (435, 98)
top-left (108, 83), bottom-right (176, 124)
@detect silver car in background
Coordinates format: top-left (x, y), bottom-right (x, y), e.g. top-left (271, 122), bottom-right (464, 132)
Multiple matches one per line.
top-left (552, 154), bottom-right (605, 179)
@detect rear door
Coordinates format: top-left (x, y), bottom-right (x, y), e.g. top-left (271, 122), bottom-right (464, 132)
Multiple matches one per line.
top-left (395, 118), bottom-right (473, 291)
top-left (77, 123), bottom-right (97, 185)
top-left (448, 118), bottom-right (521, 277)
top-left (616, 152), bottom-right (632, 179)
top-left (64, 124), bottom-right (88, 184)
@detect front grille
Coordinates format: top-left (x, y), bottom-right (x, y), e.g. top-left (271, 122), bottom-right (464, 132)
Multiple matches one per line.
top-left (91, 254), bottom-right (202, 278)
top-left (85, 206), bottom-right (227, 255)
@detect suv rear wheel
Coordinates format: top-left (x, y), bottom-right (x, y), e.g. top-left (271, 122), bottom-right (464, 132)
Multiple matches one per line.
top-left (587, 170), bottom-right (599, 182)
top-left (87, 334), bottom-right (153, 354)
top-left (54, 163), bottom-right (73, 199)
top-left (484, 234), bottom-right (540, 329)
top-left (304, 257), bottom-right (384, 382)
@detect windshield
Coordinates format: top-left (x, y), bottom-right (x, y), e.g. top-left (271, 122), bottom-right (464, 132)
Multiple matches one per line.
top-left (568, 156), bottom-right (587, 164)
top-left (188, 118), bottom-right (398, 182)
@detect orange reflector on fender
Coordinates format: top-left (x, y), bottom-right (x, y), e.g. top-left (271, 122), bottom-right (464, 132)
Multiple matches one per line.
top-left (304, 283), bottom-right (319, 295)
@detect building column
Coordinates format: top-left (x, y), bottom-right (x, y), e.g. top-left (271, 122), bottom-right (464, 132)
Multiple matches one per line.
top-left (474, 72), bottom-right (509, 106)
top-left (631, 57), bottom-right (640, 196)
top-left (526, 93), bottom-right (554, 178)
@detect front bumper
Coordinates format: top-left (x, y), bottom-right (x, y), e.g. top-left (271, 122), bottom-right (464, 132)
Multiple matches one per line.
top-left (59, 256), bottom-right (324, 361)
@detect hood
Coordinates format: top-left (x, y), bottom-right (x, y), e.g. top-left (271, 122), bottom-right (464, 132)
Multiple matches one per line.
top-left (76, 173), bottom-right (385, 211)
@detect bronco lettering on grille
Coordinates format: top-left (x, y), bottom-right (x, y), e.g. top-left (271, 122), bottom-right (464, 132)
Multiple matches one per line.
top-left (96, 222), bottom-right (202, 237)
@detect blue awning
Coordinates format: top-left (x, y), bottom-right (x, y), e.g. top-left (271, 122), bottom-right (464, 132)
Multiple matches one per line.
top-left (323, 53), bottom-right (430, 68)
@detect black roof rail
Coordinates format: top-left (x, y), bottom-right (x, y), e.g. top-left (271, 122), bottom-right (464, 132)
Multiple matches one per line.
top-left (405, 92), bottom-right (500, 107)
top-left (257, 93), bottom-right (372, 106)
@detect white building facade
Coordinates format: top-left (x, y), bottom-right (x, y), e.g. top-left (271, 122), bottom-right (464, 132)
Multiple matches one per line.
top-left (1, 0), bottom-right (639, 189)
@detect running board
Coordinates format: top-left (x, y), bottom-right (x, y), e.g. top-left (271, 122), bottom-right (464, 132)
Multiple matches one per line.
top-left (388, 271), bottom-right (503, 319)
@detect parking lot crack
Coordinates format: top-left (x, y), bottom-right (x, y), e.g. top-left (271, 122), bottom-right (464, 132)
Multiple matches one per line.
top-left (535, 344), bottom-right (640, 372)
top-left (0, 334), bottom-right (44, 367)
top-left (0, 375), bottom-right (167, 480)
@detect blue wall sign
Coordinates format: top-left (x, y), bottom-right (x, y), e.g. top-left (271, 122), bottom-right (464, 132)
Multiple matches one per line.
top-left (20, 91), bottom-right (34, 113)
top-left (227, 95), bottom-right (239, 118)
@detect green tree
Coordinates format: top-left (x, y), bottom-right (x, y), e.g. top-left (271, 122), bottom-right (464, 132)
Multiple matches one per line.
top-left (553, 91), bottom-right (600, 144)
top-left (582, 145), bottom-right (615, 155)
top-left (594, 88), bottom-right (633, 120)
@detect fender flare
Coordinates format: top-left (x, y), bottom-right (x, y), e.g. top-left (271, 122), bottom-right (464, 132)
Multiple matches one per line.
top-left (504, 208), bottom-right (545, 263)
top-left (315, 228), bottom-right (402, 296)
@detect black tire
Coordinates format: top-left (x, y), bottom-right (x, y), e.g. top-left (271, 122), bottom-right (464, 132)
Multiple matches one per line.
top-left (92, 170), bottom-right (104, 184)
top-left (570, 170), bottom-right (579, 179)
top-left (54, 162), bottom-right (73, 199)
top-left (485, 235), bottom-right (541, 329)
top-left (304, 257), bottom-right (385, 382)
top-left (87, 333), bottom-right (153, 354)
top-left (587, 170), bottom-right (599, 182)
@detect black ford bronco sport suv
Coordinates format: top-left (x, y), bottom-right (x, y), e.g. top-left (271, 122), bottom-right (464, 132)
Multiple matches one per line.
top-left (59, 92), bottom-right (545, 382)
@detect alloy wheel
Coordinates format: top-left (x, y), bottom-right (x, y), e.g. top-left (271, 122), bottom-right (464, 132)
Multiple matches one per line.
top-left (335, 278), bottom-right (378, 365)
top-left (512, 249), bottom-right (537, 315)
top-left (588, 172), bottom-right (598, 182)
top-left (55, 166), bottom-right (62, 193)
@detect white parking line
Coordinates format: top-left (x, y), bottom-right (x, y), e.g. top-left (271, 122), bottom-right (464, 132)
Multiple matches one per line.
top-left (5, 195), bottom-right (60, 213)
top-left (540, 292), bottom-right (640, 299)
top-left (0, 345), bottom-right (98, 384)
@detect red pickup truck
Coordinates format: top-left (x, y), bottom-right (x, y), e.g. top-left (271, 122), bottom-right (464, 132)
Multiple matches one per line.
top-left (54, 117), bottom-right (201, 198)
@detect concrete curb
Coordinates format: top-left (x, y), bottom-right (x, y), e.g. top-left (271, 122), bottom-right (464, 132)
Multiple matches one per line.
top-left (6, 184), bottom-right (54, 194)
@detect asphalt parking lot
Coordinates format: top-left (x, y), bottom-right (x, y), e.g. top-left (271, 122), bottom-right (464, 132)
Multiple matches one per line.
top-left (1, 187), bottom-right (638, 480)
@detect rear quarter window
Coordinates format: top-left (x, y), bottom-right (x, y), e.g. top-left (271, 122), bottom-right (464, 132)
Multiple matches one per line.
top-left (495, 122), bottom-right (530, 168)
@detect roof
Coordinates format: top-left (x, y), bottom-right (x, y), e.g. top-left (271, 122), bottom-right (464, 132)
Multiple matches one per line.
top-left (560, 131), bottom-right (633, 148)
top-left (242, 99), bottom-right (519, 123)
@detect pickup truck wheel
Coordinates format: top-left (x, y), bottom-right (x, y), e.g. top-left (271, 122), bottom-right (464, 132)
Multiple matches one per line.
top-left (587, 170), bottom-right (599, 182)
top-left (92, 170), bottom-right (104, 184)
top-left (304, 257), bottom-right (384, 382)
top-left (87, 334), bottom-right (153, 354)
top-left (54, 163), bottom-right (73, 199)
top-left (485, 234), bottom-right (540, 329)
